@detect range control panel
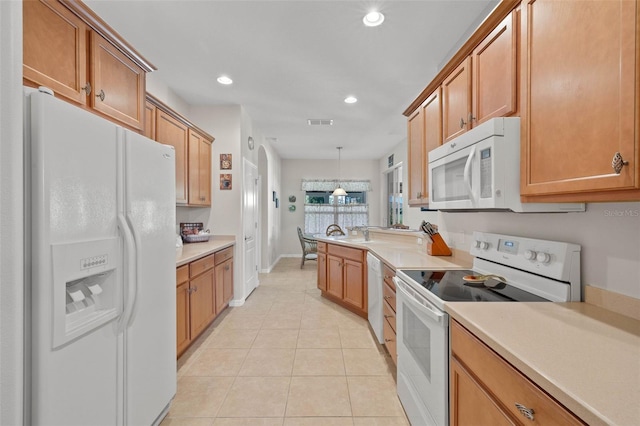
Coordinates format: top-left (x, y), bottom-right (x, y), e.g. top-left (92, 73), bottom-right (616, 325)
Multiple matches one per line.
top-left (470, 231), bottom-right (581, 282)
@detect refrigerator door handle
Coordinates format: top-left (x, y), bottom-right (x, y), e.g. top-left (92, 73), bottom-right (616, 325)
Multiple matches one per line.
top-left (117, 213), bottom-right (137, 334)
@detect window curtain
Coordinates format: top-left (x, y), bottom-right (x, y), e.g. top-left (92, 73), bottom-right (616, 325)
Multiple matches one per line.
top-left (301, 179), bottom-right (372, 192)
top-left (304, 204), bottom-right (369, 235)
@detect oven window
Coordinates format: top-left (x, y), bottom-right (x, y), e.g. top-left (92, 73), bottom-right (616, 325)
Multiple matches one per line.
top-left (403, 305), bottom-right (431, 381)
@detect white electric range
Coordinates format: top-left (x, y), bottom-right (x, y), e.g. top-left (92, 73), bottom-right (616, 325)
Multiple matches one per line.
top-left (393, 231), bottom-right (581, 426)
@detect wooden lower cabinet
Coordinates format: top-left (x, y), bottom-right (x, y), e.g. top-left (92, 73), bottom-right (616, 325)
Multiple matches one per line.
top-left (450, 320), bottom-right (584, 425)
top-left (382, 263), bottom-right (397, 364)
top-left (318, 243), bottom-right (367, 317)
top-left (176, 246), bottom-right (234, 358)
top-left (317, 242), bottom-right (327, 291)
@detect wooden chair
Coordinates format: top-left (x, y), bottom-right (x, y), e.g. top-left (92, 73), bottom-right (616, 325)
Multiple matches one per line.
top-left (297, 227), bottom-right (318, 269)
top-left (326, 224), bottom-right (345, 236)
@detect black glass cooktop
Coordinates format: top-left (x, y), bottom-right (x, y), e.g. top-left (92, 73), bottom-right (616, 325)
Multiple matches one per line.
top-left (399, 269), bottom-right (549, 303)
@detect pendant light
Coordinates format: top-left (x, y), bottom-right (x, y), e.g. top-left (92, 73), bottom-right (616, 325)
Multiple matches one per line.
top-left (332, 147), bottom-right (347, 197)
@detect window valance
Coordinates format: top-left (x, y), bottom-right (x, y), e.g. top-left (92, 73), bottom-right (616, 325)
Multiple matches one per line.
top-left (301, 179), bottom-right (372, 192)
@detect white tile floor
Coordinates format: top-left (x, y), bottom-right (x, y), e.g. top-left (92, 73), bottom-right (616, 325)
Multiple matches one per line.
top-left (162, 258), bottom-right (409, 426)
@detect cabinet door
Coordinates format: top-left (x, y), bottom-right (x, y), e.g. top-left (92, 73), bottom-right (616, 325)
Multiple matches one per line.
top-left (450, 358), bottom-right (517, 426)
top-left (443, 57), bottom-right (472, 142)
top-left (407, 107), bottom-right (425, 206)
top-left (176, 281), bottom-right (190, 357)
top-left (326, 254), bottom-right (344, 299)
top-left (317, 252), bottom-right (327, 291)
top-left (89, 31), bottom-right (145, 130)
top-left (215, 258), bottom-right (233, 314)
top-left (143, 101), bottom-right (156, 140)
top-left (188, 130), bottom-right (212, 206)
top-left (23, 0), bottom-right (88, 105)
top-left (222, 258), bottom-right (234, 304)
top-left (343, 259), bottom-right (365, 311)
top-left (521, 0), bottom-right (638, 196)
top-left (156, 110), bottom-right (189, 204)
top-left (189, 269), bottom-right (215, 339)
top-left (472, 11), bottom-right (517, 125)
top-left (423, 88), bottom-right (443, 202)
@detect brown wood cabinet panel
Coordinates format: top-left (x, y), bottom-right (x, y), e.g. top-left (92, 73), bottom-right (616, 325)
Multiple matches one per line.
top-left (423, 89), bottom-right (442, 199)
top-left (214, 246), bottom-right (233, 265)
top-left (382, 264), bottom-right (396, 291)
top-left (89, 31), bottom-right (145, 130)
top-left (23, 0), bottom-right (88, 105)
top-left (343, 259), bottom-right (365, 310)
top-left (176, 281), bottom-right (190, 357)
top-left (176, 265), bottom-right (189, 286)
top-left (189, 268), bottom-right (216, 340)
top-left (188, 129), bottom-right (212, 206)
top-left (472, 10), bottom-right (517, 125)
top-left (317, 241), bottom-right (327, 253)
top-left (383, 318), bottom-right (397, 365)
top-left (521, 0), bottom-right (638, 197)
top-left (383, 299), bottom-right (396, 332)
top-left (443, 57), bottom-right (472, 142)
top-left (144, 100), bottom-right (156, 140)
top-left (451, 320), bottom-right (584, 425)
top-left (156, 109), bottom-right (189, 204)
top-left (450, 358), bottom-right (517, 426)
top-left (189, 253), bottom-right (215, 278)
top-left (327, 244), bottom-right (364, 263)
top-left (383, 281), bottom-right (396, 313)
top-left (326, 254), bottom-right (344, 299)
top-left (317, 252), bottom-right (327, 292)
top-left (214, 258), bottom-right (233, 314)
top-left (407, 107), bottom-right (426, 206)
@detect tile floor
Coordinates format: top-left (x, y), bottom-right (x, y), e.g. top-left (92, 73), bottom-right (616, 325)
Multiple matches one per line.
top-left (162, 258), bottom-right (409, 426)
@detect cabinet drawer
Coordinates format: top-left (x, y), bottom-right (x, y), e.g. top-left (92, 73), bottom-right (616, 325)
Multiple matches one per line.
top-left (328, 243), bottom-right (364, 263)
top-left (383, 264), bottom-right (395, 290)
top-left (383, 299), bottom-right (396, 332)
top-left (189, 253), bottom-right (215, 278)
top-left (383, 281), bottom-right (396, 312)
top-left (317, 241), bottom-right (327, 253)
top-left (383, 317), bottom-right (397, 365)
top-left (451, 321), bottom-right (584, 425)
top-left (214, 246), bottom-right (233, 265)
top-left (176, 265), bottom-right (189, 286)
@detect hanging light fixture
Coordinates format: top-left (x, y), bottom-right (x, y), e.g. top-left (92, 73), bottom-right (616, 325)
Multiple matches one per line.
top-left (332, 147), bottom-right (347, 197)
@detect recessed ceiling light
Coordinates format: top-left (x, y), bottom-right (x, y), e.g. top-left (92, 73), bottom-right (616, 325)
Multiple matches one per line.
top-left (217, 76), bottom-right (233, 85)
top-left (363, 11), bottom-right (384, 27)
top-left (344, 96), bottom-right (358, 104)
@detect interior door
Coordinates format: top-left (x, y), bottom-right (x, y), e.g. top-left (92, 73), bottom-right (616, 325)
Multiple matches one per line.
top-left (243, 159), bottom-right (259, 298)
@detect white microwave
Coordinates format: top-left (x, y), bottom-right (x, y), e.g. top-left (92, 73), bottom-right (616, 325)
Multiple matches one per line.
top-left (428, 117), bottom-right (585, 212)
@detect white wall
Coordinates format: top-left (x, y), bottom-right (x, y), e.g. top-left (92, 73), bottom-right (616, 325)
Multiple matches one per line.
top-left (434, 203), bottom-right (640, 299)
top-left (146, 73), bottom-right (190, 118)
top-left (280, 159), bottom-right (381, 256)
top-left (0, 2), bottom-right (24, 424)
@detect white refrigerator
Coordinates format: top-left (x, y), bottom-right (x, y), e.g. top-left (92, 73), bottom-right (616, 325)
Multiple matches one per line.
top-left (25, 88), bottom-right (177, 425)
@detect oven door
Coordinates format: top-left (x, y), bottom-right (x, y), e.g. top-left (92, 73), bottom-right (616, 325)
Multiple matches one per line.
top-left (394, 277), bottom-right (449, 426)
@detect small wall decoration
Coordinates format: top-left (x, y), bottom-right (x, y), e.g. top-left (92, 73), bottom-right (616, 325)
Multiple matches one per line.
top-left (289, 204), bottom-right (296, 212)
top-left (288, 195), bottom-right (296, 202)
top-left (220, 174), bottom-right (232, 190)
top-left (388, 154), bottom-right (394, 168)
top-left (220, 154), bottom-right (232, 170)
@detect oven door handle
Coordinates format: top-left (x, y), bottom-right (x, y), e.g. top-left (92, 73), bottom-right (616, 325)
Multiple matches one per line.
top-left (393, 277), bottom-right (445, 324)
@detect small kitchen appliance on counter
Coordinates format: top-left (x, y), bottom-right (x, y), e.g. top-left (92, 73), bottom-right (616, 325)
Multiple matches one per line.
top-left (393, 231), bottom-right (581, 426)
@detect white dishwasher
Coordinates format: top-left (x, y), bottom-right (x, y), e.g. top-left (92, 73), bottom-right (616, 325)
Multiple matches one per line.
top-left (366, 252), bottom-right (384, 343)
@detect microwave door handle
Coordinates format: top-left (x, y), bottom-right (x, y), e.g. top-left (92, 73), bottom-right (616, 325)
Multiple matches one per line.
top-left (463, 146), bottom-right (477, 205)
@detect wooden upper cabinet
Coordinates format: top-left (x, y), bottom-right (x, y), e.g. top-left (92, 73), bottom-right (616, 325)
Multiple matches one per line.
top-left (143, 101), bottom-right (156, 140)
top-left (521, 0), bottom-right (639, 198)
top-left (23, 0), bottom-right (88, 105)
top-left (407, 107), bottom-right (425, 206)
top-left (89, 31), bottom-right (145, 130)
top-left (423, 88), bottom-right (443, 198)
top-left (156, 109), bottom-right (189, 204)
top-left (472, 10), bottom-right (517, 125)
top-left (443, 57), bottom-right (472, 142)
top-left (188, 129), bottom-right (212, 206)
top-left (23, 0), bottom-right (155, 131)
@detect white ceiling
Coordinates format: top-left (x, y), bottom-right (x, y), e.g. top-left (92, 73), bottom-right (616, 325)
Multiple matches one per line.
top-left (86, 0), bottom-right (497, 160)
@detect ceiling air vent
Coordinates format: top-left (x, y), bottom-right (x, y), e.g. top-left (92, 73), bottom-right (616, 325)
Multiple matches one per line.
top-left (307, 119), bottom-right (334, 126)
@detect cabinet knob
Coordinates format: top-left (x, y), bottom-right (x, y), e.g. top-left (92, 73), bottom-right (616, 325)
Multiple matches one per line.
top-left (96, 89), bottom-right (105, 102)
top-left (468, 113), bottom-right (476, 123)
top-left (612, 152), bottom-right (629, 174)
top-left (459, 117), bottom-right (466, 129)
top-left (81, 82), bottom-right (92, 96)
top-left (384, 314), bottom-right (392, 319)
top-left (384, 338), bottom-right (394, 343)
top-left (225, 265), bottom-right (230, 271)
top-left (384, 295), bottom-right (392, 300)
top-left (515, 403), bottom-right (535, 421)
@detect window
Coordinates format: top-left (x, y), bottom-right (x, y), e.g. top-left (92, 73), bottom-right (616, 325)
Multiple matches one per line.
top-left (301, 179), bottom-right (371, 235)
top-left (386, 164), bottom-right (403, 226)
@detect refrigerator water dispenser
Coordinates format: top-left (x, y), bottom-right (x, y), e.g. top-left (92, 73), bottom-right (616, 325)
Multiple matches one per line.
top-left (51, 237), bottom-right (122, 348)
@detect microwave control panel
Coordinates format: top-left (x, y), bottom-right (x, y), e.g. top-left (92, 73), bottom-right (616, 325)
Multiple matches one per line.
top-left (480, 148), bottom-right (492, 198)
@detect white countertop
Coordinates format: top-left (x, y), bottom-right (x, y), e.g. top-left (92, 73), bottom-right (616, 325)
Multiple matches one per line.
top-left (446, 302), bottom-right (640, 426)
top-left (176, 236), bottom-right (236, 266)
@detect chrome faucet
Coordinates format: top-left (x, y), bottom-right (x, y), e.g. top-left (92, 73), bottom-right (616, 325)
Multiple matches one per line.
top-left (363, 227), bottom-right (370, 241)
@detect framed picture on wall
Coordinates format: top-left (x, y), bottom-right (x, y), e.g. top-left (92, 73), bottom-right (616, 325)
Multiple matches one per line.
top-left (220, 174), bottom-right (232, 190)
top-left (220, 154), bottom-right (232, 170)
